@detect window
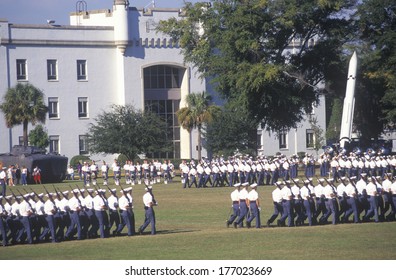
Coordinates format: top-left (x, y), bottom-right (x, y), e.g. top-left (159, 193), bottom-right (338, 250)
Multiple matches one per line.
top-left (79, 135), bottom-right (89, 155)
top-left (279, 130), bottom-right (288, 149)
top-left (49, 135), bottom-right (60, 154)
top-left (306, 129), bottom-right (315, 148)
top-left (78, 97), bottom-right (88, 118)
top-left (47, 59), bottom-right (58, 80)
top-left (77, 60), bottom-right (87, 81)
top-left (143, 65), bottom-right (180, 89)
top-left (144, 99), bottom-right (180, 158)
top-left (48, 97), bottom-right (59, 119)
top-left (16, 59), bottom-right (27, 80)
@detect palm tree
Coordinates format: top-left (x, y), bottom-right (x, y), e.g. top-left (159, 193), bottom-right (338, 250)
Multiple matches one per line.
top-left (176, 91), bottom-right (221, 160)
top-left (0, 83), bottom-right (48, 146)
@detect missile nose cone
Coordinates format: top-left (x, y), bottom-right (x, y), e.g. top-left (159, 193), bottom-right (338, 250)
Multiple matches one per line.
top-left (347, 51), bottom-right (357, 79)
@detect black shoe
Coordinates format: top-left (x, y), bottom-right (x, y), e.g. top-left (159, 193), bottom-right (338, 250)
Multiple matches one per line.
top-left (247, 222), bottom-right (251, 228)
top-left (233, 222), bottom-right (237, 229)
top-left (226, 221), bottom-right (230, 228)
top-left (266, 220), bottom-right (270, 227)
top-left (138, 228), bottom-right (143, 235)
top-left (277, 220), bottom-right (281, 226)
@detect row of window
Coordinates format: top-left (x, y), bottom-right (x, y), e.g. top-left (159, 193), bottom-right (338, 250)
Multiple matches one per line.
top-left (277, 129), bottom-right (315, 150)
top-left (16, 59), bottom-right (87, 81)
top-left (49, 97), bottom-right (88, 119)
top-left (18, 135), bottom-right (88, 155)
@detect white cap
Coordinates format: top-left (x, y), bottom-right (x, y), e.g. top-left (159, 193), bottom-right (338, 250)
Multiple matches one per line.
top-left (233, 183), bottom-right (241, 187)
top-left (6, 195), bottom-right (13, 199)
top-left (242, 182), bottom-right (249, 187)
top-left (46, 192), bottom-right (54, 197)
top-left (87, 188), bottom-right (94, 193)
top-left (30, 192), bottom-right (35, 196)
top-left (111, 188), bottom-right (117, 193)
top-left (304, 180), bottom-right (310, 184)
top-left (73, 189), bottom-right (79, 193)
top-left (250, 183), bottom-right (258, 188)
top-left (38, 193), bottom-right (44, 197)
top-left (276, 181), bottom-right (283, 185)
top-left (23, 194), bottom-right (30, 198)
top-left (62, 191), bottom-right (69, 195)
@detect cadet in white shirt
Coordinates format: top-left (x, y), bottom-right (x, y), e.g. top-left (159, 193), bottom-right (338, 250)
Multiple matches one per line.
top-left (19, 194), bottom-right (33, 244)
top-left (300, 180), bottom-right (313, 226)
top-left (107, 188), bottom-right (120, 235)
top-left (343, 177), bottom-right (359, 223)
top-left (363, 177), bottom-right (379, 222)
top-left (138, 186), bottom-right (157, 235)
top-left (278, 181), bottom-right (294, 227)
top-left (115, 187), bottom-right (134, 236)
top-left (0, 196), bottom-right (8, 246)
top-left (234, 182), bottom-right (249, 228)
top-left (246, 184), bottom-right (260, 228)
top-left (266, 181), bottom-right (284, 227)
top-left (320, 179), bottom-right (338, 225)
top-left (226, 183), bottom-right (241, 227)
top-left (41, 193), bottom-right (58, 243)
top-left (65, 189), bottom-right (82, 240)
top-left (93, 189), bottom-right (109, 238)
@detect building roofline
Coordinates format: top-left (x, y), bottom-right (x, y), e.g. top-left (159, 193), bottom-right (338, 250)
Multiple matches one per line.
top-left (9, 24), bottom-right (113, 31)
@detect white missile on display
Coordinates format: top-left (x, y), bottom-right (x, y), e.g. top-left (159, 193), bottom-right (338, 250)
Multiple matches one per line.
top-left (339, 51), bottom-right (357, 148)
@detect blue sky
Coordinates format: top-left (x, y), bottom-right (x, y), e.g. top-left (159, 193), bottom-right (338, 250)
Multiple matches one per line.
top-left (0, 0), bottom-right (201, 25)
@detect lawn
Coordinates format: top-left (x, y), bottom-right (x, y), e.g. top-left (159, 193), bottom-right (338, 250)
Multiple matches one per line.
top-left (1, 178), bottom-right (396, 260)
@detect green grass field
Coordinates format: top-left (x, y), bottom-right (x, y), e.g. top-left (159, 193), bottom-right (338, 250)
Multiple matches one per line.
top-left (1, 178), bottom-right (396, 260)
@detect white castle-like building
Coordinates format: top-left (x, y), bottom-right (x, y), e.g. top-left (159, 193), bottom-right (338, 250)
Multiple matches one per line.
top-left (0, 0), bottom-right (326, 162)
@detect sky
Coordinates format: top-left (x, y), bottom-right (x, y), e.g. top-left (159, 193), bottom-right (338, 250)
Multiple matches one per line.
top-left (0, 0), bottom-right (201, 25)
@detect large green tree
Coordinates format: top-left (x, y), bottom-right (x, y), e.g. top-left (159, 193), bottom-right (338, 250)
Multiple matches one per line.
top-left (0, 83), bottom-right (48, 146)
top-left (158, 0), bottom-right (357, 131)
top-left (355, 0), bottom-right (396, 136)
top-left (87, 105), bottom-right (171, 160)
top-left (204, 100), bottom-right (259, 157)
top-left (176, 91), bottom-right (221, 160)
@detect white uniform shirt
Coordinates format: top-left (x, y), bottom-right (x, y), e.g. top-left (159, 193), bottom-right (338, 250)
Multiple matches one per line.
top-left (93, 195), bottom-right (105, 211)
top-left (68, 196), bottom-right (81, 212)
top-left (356, 179), bottom-right (367, 195)
top-left (35, 200), bottom-right (45, 215)
top-left (247, 189), bottom-right (258, 202)
top-left (281, 187), bottom-right (292, 200)
top-left (344, 184), bottom-right (356, 197)
top-left (44, 199), bottom-right (56, 215)
top-left (390, 181), bottom-right (396, 194)
top-left (118, 195), bottom-right (130, 211)
top-left (11, 201), bottom-right (20, 216)
top-left (336, 183), bottom-right (346, 197)
top-left (323, 185), bottom-right (335, 199)
top-left (291, 185), bottom-right (300, 200)
top-left (300, 186), bottom-right (310, 200)
top-left (366, 182), bottom-right (377, 196)
top-left (230, 189), bottom-right (239, 202)
top-left (19, 200), bottom-right (32, 217)
top-left (382, 179), bottom-right (392, 192)
top-left (272, 188), bottom-right (283, 203)
top-left (107, 195), bottom-right (118, 211)
top-left (143, 192), bottom-right (154, 207)
top-left (84, 195), bottom-right (94, 210)
top-left (238, 188), bottom-right (249, 200)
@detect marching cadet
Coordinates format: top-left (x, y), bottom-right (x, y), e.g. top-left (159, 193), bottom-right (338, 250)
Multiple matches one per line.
top-left (320, 179), bottom-right (338, 225)
top-left (203, 163), bottom-right (212, 187)
top-left (19, 193), bottom-right (34, 244)
top-left (290, 180), bottom-right (303, 226)
top-left (382, 173), bottom-right (392, 221)
top-left (337, 177), bottom-right (348, 222)
top-left (234, 182), bottom-right (249, 228)
top-left (93, 189), bottom-right (109, 238)
top-left (188, 164), bottom-right (198, 188)
top-left (33, 193), bottom-right (46, 242)
top-left (220, 162), bottom-right (229, 186)
top-left (85, 188), bottom-right (98, 238)
top-left (211, 163), bottom-right (221, 187)
top-left (356, 173), bottom-right (369, 216)
top-left (41, 193), bottom-right (58, 243)
top-left (0, 196), bottom-right (9, 246)
top-left (373, 176), bottom-right (386, 221)
top-left (11, 195), bottom-right (24, 243)
top-left (363, 177), bottom-right (379, 222)
top-left (138, 186), bottom-right (157, 235)
top-left (314, 178), bottom-right (326, 222)
top-left (101, 161), bottom-right (109, 186)
top-left (300, 180), bottom-right (314, 226)
top-left (196, 162), bottom-right (205, 188)
top-left (343, 177), bottom-right (359, 223)
top-left (266, 181), bottom-right (284, 227)
top-left (226, 183), bottom-right (240, 227)
top-left (65, 189), bottom-right (82, 240)
top-left (180, 160), bottom-right (190, 188)
top-left (115, 187), bottom-right (134, 236)
top-left (246, 183), bottom-right (261, 228)
top-left (227, 160), bottom-right (235, 187)
top-left (107, 188), bottom-right (120, 234)
top-left (278, 181), bottom-right (294, 227)
top-left (90, 161), bottom-right (98, 186)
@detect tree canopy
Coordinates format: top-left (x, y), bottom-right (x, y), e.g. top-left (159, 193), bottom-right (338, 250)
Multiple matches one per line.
top-left (29, 124), bottom-right (49, 149)
top-left (87, 105), bottom-right (171, 160)
top-left (0, 83), bottom-right (48, 146)
top-left (158, 0), bottom-right (357, 131)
